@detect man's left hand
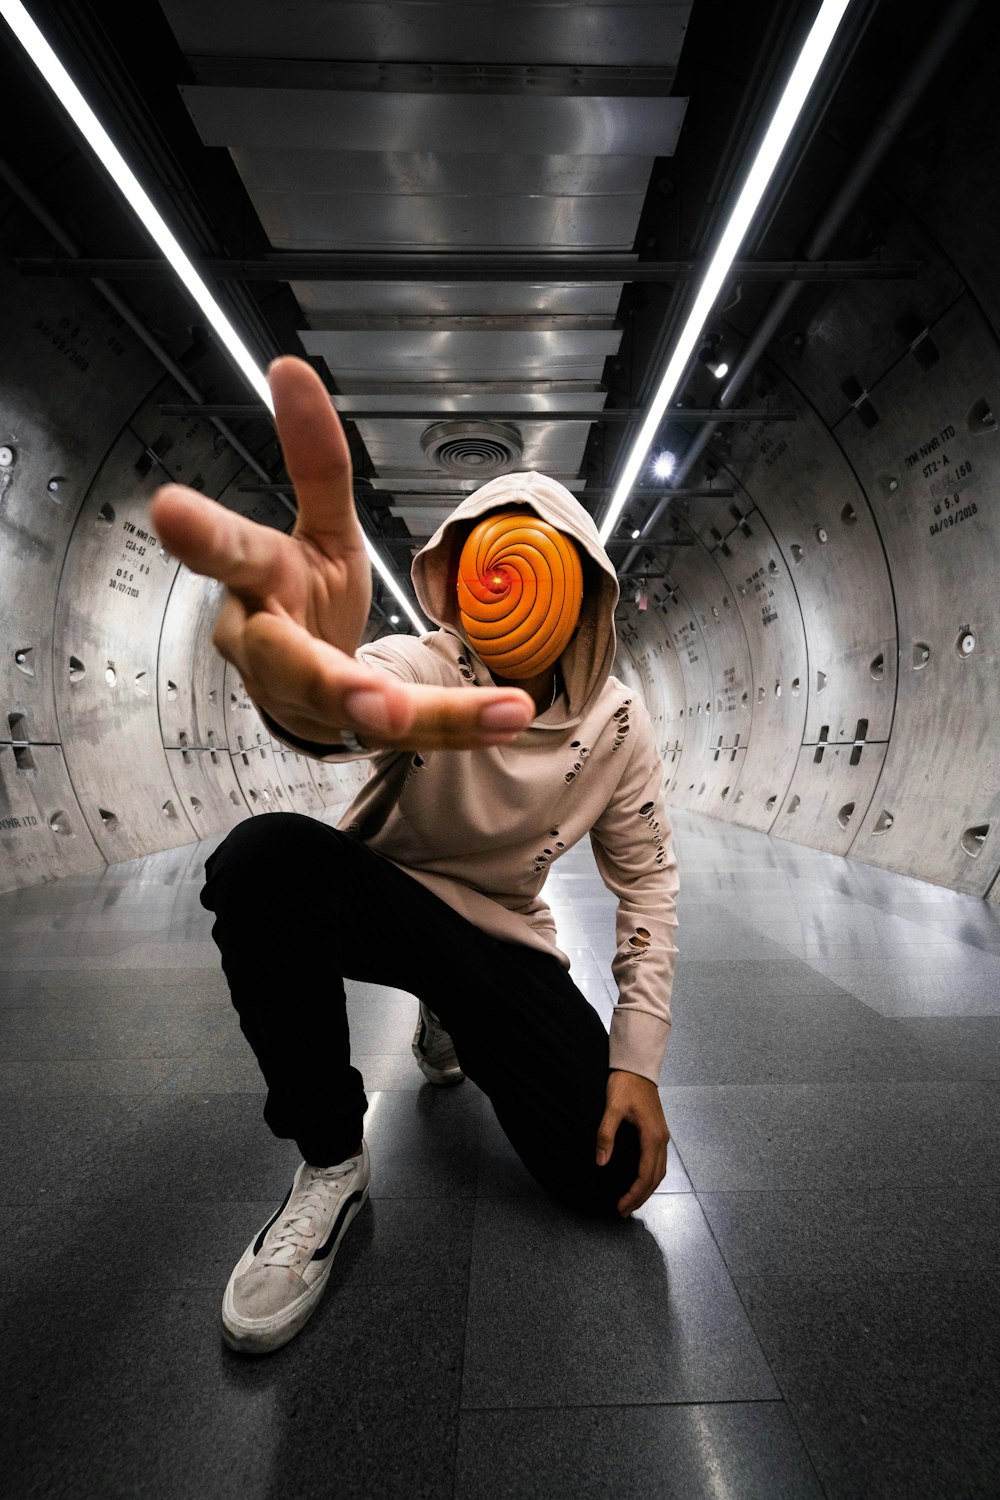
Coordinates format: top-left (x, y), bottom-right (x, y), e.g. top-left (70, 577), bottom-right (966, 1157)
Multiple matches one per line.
top-left (596, 1070), bottom-right (670, 1217)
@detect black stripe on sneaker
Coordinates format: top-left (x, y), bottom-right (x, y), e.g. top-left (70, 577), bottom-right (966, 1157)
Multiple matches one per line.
top-left (311, 1190), bottom-right (364, 1262)
top-left (253, 1184), bottom-right (293, 1255)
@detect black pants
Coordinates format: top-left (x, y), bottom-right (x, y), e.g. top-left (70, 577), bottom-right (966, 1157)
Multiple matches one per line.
top-left (201, 813), bottom-right (638, 1213)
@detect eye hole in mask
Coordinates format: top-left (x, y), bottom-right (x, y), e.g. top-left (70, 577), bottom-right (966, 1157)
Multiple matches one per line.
top-left (457, 510), bottom-right (583, 680)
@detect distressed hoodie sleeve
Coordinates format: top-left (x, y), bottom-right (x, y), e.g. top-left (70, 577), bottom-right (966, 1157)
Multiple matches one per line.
top-left (589, 701), bottom-right (680, 1083)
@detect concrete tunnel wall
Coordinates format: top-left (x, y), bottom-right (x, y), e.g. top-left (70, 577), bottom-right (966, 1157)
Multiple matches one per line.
top-left (1, 71), bottom-right (999, 902)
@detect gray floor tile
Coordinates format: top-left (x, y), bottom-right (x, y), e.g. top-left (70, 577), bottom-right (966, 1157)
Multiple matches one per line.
top-left (671, 959), bottom-right (849, 1003)
top-left (1, 1201), bottom-right (470, 1500)
top-left (364, 1085), bottom-right (483, 1199)
top-left (895, 1017), bottom-right (1000, 1080)
top-left (798, 958), bottom-right (1000, 1017)
top-left (0, 1092), bottom-right (143, 1200)
top-left (454, 1403), bottom-right (824, 1500)
top-left (665, 1081), bottom-right (1000, 1190)
top-left (662, 987), bottom-right (925, 1085)
top-left (699, 1186), bottom-right (1000, 1274)
top-left (461, 1195), bottom-right (778, 1407)
top-left (0, 1058), bottom-right (179, 1094)
top-left (736, 1271), bottom-right (1000, 1499)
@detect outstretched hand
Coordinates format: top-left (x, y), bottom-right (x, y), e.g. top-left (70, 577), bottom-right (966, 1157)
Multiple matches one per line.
top-left (150, 357), bottom-right (535, 751)
top-left (596, 1070), bottom-right (670, 1217)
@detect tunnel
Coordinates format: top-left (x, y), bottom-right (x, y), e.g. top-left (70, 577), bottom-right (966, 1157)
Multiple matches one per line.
top-left (1, 0), bottom-right (998, 1495)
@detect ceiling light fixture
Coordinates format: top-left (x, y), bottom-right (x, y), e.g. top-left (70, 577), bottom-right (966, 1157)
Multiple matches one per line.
top-left (0, 0), bottom-right (426, 633)
top-left (652, 452), bottom-right (676, 480)
top-left (597, 0), bottom-right (855, 545)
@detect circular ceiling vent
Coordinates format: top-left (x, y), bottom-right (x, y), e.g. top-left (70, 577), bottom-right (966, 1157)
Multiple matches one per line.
top-left (420, 421), bottom-right (522, 478)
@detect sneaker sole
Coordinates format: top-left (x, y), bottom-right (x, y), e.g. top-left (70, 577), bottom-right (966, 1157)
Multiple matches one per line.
top-left (413, 1052), bottom-right (466, 1087)
top-left (221, 1182), bottom-right (370, 1355)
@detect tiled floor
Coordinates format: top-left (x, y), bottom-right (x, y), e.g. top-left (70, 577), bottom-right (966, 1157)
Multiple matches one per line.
top-left (1, 809), bottom-right (999, 1498)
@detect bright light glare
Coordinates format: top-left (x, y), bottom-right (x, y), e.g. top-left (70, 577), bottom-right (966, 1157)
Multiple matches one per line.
top-left (713, 361), bottom-right (730, 380)
top-left (597, 0), bottom-right (854, 544)
top-left (653, 451), bottom-right (676, 480)
top-left (631, 528), bottom-right (641, 539)
top-left (0, 0), bottom-right (426, 634)
top-left (390, 614), bottom-right (400, 624)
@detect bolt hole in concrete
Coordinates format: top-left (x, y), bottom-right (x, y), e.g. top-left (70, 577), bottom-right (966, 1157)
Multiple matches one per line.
top-left (837, 801), bottom-right (856, 829)
top-left (775, 681), bottom-right (782, 697)
top-left (841, 502), bottom-right (858, 525)
top-left (816, 526), bottom-right (828, 544)
top-left (167, 680), bottom-right (179, 700)
top-left (791, 677), bottom-right (801, 696)
top-left (913, 642), bottom-right (932, 669)
top-left (957, 629), bottom-right (976, 657)
top-left (13, 745), bottom-right (35, 772)
top-left (8, 712), bottom-right (27, 739)
top-left (873, 809), bottom-right (895, 834)
top-left (967, 396), bottom-right (997, 436)
top-left (98, 809), bottom-right (118, 830)
top-left (229, 791), bottom-right (240, 806)
top-left (0, 445), bottom-right (15, 467)
top-left (14, 647), bottom-right (35, 676)
top-left (190, 797), bottom-right (203, 814)
top-left (105, 663), bottom-right (117, 687)
top-left (161, 801), bottom-right (178, 820)
top-left (766, 795), bottom-right (777, 812)
top-left (768, 559), bottom-right (778, 575)
top-left (721, 785), bottom-right (730, 800)
top-left (961, 824), bottom-right (990, 857)
top-left (48, 811), bottom-right (73, 835)
top-left (870, 653), bottom-right (885, 680)
top-left (881, 473), bottom-right (900, 496)
top-left (734, 790), bottom-right (745, 804)
top-left (816, 670), bottom-right (828, 693)
top-left (790, 543), bottom-right (803, 563)
top-left (787, 795), bottom-right (801, 814)
top-left (758, 687), bottom-right (766, 702)
top-left (96, 501), bottom-right (114, 524)
top-left (68, 656), bottom-right (85, 682)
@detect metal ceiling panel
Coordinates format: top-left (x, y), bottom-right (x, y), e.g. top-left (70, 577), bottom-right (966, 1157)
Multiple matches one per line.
top-left (233, 149), bottom-right (652, 200)
top-left (296, 281), bottom-right (623, 318)
top-left (182, 88), bottom-right (687, 158)
top-left (300, 328), bottom-right (620, 371)
top-left (257, 189), bottom-right (646, 251)
top-left (333, 386), bottom-right (609, 413)
top-left (355, 420), bottom-right (593, 473)
top-left (162, 1), bottom-right (692, 68)
top-left (368, 474), bottom-right (586, 492)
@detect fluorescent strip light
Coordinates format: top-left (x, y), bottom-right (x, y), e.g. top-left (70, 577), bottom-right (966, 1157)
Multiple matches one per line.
top-left (1, 0), bottom-right (426, 634)
top-left (598, 0), bottom-right (854, 544)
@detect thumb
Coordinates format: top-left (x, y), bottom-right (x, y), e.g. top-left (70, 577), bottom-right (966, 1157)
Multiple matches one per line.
top-left (596, 1105), bottom-right (621, 1167)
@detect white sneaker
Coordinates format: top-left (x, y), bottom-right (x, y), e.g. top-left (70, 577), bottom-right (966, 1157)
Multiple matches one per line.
top-left (412, 1002), bottom-right (465, 1086)
top-left (221, 1143), bottom-right (370, 1354)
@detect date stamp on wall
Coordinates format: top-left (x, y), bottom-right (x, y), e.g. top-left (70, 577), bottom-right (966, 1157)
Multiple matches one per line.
top-left (903, 422), bottom-right (979, 538)
top-left (108, 519), bottom-right (154, 600)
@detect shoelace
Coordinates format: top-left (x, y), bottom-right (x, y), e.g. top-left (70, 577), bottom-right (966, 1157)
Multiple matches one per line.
top-left (262, 1162), bottom-right (357, 1268)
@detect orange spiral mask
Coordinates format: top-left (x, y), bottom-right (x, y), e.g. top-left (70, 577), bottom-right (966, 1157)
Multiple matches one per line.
top-left (457, 511), bottom-right (584, 679)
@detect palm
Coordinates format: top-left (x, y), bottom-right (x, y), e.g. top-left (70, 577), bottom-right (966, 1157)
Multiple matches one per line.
top-left (150, 357), bottom-right (533, 750)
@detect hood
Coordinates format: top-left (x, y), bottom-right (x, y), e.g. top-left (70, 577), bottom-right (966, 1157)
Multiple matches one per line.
top-left (411, 471), bottom-right (620, 721)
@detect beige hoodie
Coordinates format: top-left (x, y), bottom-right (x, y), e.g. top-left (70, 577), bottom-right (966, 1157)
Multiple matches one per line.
top-left (296, 472), bottom-right (679, 1082)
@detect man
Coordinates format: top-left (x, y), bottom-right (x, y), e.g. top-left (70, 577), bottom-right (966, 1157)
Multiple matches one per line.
top-left (151, 356), bottom-right (679, 1355)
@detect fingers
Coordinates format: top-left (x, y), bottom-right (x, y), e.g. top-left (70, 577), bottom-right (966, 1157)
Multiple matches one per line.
top-left (616, 1132), bottom-right (668, 1218)
top-left (152, 485), bottom-right (298, 605)
top-left (230, 611), bottom-right (535, 750)
top-left (269, 357), bottom-right (364, 554)
top-left (595, 1104), bottom-right (621, 1169)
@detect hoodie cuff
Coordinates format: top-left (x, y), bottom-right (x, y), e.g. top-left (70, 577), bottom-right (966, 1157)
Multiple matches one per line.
top-left (608, 1010), bottom-right (671, 1085)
